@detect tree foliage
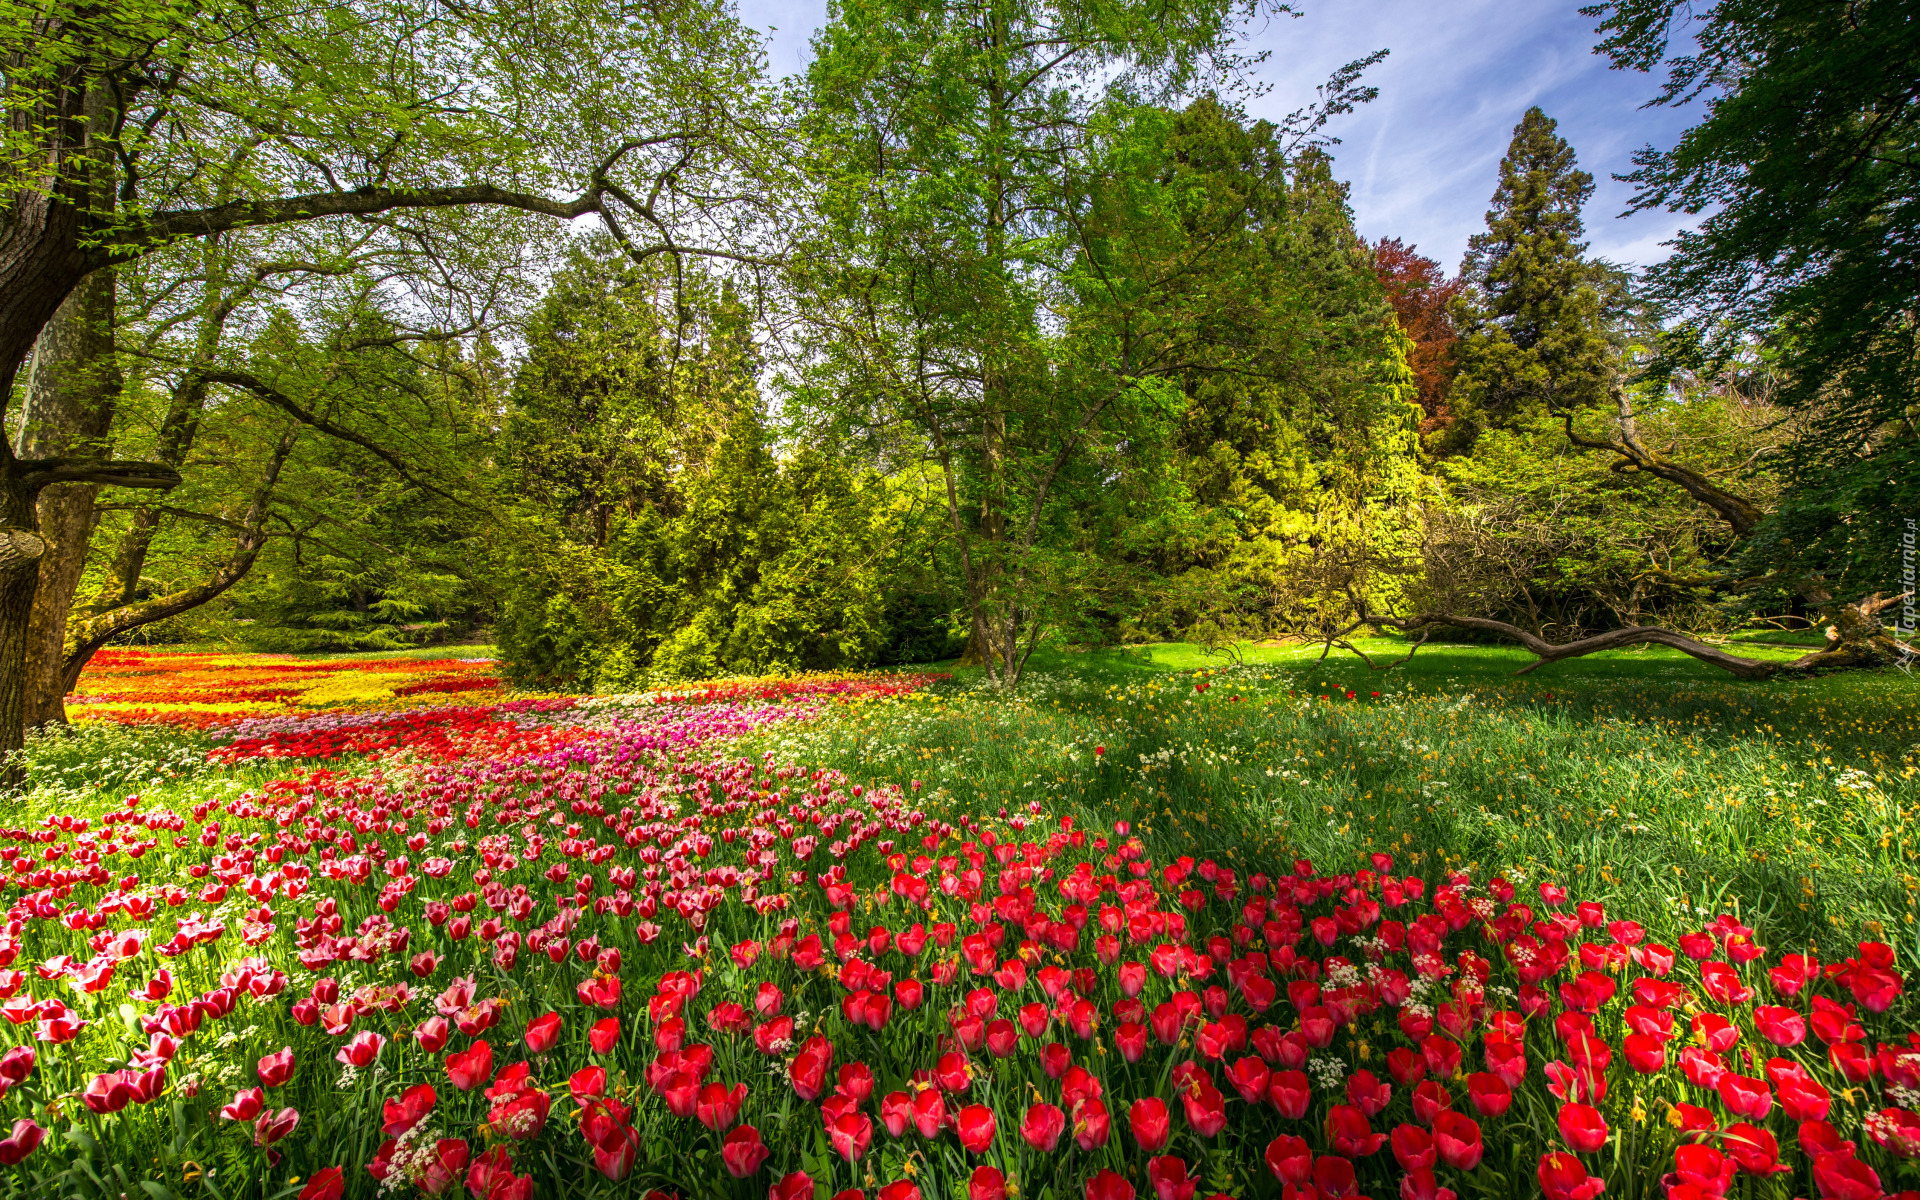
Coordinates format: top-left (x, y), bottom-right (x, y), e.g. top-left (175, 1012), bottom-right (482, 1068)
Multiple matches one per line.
top-left (1586, 0), bottom-right (1920, 607)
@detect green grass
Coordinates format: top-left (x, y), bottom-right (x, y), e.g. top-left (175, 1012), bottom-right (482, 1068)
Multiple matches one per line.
top-left (742, 641), bottom-right (1920, 957)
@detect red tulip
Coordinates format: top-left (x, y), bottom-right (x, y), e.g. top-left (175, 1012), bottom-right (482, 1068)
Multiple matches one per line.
top-left (1391, 1124), bottom-right (1434, 1171)
top-left (0, 1047), bottom-right (34, 1084)
top-left (1327, 1104), bottom-right (1385, 1157)
top-left (1537, 1153), bottom-right (1605, 1200)
top-left (1464, 1072), bottom-right (1510, 1117)
top-left (416, 1017), bottom-right (450, 1054)
top-left (1115, 1022), bottom-right (1148, 1063)
top-left (1021, 1103), bottom-right (1065, 1152)
top-left (257, 1047), bottom-right (295, 1089)
top-left (877, 1183), bottom-right (919, 1200)
top-left (985, 1019), bottom-right (1018, 1057)
top-left (1812, 1152), bottom-right (1881, 1200)
top-left (771, 1172), bottom-right (815, 1200)
top-left (1722, 1122), bottom-right (1789, 1175)
top-left (1268, 1069), bottom-right (1310, 1119)
top-left (880, 1091), bottom-right (912, 1137)
top-left (1752, 1006), bottom-right (1805, 1047)
top-left (696, 1081), bottom-right (745, 1131)
top-left (1086, 1170), bottom-right (1135, 1200)
top-left (1398, 1168), bottom-right (1451, 1200)
top-left (1433, 1111), bottom-right (1483, 1170)
top-left (1715, 1073), bottom-right (1772, 1119)
top-left (382, 1083), bottom-right (438, 1136)
top-left (465, 1146), bottom-right (515, 1200)
top-left (1346, 1069), bottom-right (1390, 1117)
top-left (524, 1012), bottom-right (561, 1055)
top-left (1226, 1056), bottom-right (1269, 1104)
top-left (298, 1166), bottom-right (343, 1200)
top-left (576, 975), bottom-right (622, 1010)
top-left (791, 1036), bottom-right (833, 1101)
top-left (589, 1017), bottom-right (619, 1054)
top-left (447, 1041), bottom-right (494, 1091)
top-left (1147, 1157), bottom-right (1196, 1200)
top-left (956, 1104), bottom-right (995, 1153)
top-left (592, 1131), bottom-right (635, 1183)
top-left (335, 1030), bottom-right (385, 1068)
top-left (656, 1017), bottom-right (687, 1054)
top-left (570, 1067), bottom-right (608, 1106)
top-left (221, 1087), bottom-right (264, 1122)
top-left (254, 1107), bottom-right (299, 1147)
top-left (1622, 1033), bottom-right (1665, 1074)
top-left (1129, 1097), bottom-right (1170, 1151)
top-left (1261, 1132), bottom-right (1311, 1184)
top-left (1311, 1157), bottom-right (1357, 1199)
top-left (1180, 1081), bottom-right (1226, 1137)
top-left (1411, 1080), bottom-right (1452, 1126)
top-left (1557, 1103), bottom-right (1607, 1154)
top-left (1483, 1035), bottom-right (1526, 1087)
top-left (1072, 1096), bottom-right (1111, 1151)
top-left (1673, 1144), bottom-right (1735, 1195)
top-left (912, 1089), bottom-right (947, 1138)
top-left (969, 1166), bottom-right (1007, 1200)
top-left (933, 1052), bottom-right (971, 1093)
top-left (722, 1126), bottom-right (770, 1178)
top-left (830, 1113), bottom-right (873, 1163)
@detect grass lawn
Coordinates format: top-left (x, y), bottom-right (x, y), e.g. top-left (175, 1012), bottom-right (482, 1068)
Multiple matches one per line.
top-left (741, 636), bottom-right (1920, 957)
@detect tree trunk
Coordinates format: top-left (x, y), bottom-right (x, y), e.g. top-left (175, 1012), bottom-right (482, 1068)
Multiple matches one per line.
top-left (14, 267), bottom-right (119, 729)
top-left (0, 486), bottom-right (46, 776)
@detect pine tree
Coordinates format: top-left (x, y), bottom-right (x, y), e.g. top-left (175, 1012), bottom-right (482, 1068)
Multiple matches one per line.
top-left (1445, 107), bottom-right (1613, 446)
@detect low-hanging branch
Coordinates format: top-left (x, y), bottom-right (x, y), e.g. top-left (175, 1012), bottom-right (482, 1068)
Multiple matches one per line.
top-left (1347, 597), bottom-right (1913, 680)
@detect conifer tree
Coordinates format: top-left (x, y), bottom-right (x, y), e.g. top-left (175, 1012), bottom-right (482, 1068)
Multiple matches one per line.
top-left (1445, 108), bottom-right (1613, 445)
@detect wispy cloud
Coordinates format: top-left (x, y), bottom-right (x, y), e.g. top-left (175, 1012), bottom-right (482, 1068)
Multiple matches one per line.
top-left (735, 0), bottom-right (1704, 271)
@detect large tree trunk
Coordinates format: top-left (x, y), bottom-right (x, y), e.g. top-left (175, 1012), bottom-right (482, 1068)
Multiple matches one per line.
top-left (14, 267), bottom-right (119, 729)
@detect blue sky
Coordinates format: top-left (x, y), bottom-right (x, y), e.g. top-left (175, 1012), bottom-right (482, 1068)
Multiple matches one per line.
top-left (736, 0), bottom-right (1703, 272)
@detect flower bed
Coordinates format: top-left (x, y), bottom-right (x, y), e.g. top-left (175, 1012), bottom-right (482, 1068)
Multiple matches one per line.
top-left (7, 656), bottom-right (1911, 1200)
top-left (69, 651), bottom-right (508, 728)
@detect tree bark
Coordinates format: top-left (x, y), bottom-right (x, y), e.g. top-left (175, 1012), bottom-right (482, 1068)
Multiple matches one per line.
top-left (13, 267), bottom-right (119, 729)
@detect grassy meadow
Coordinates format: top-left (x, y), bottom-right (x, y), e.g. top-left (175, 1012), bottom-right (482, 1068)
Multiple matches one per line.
top-left (739, 636), bottom-right (1920, 957)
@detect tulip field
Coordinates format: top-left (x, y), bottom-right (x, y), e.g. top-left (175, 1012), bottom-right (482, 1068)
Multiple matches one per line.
top-left (0, 646), bottom-right (1917, 1200)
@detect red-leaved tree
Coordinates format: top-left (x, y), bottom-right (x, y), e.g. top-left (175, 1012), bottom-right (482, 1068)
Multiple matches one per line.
top-left (1372, 238), bottom-right (1460, 433)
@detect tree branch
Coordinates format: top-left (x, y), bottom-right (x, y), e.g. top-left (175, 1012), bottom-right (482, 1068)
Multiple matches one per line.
top-left (0, 529), bottom-right (46, 578)
top-left (118, 183), bottom-right (607, 256)
top-left (195, 369), bottom-right (473, 509)
top-left (1362, 610), bottom-right (1787, 679)
top-left (15, 458), bottom-right (182, 492)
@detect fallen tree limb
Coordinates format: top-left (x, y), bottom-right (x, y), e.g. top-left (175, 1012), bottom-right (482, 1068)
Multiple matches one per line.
top-left (1352, 596), bottom-right (1912, 680)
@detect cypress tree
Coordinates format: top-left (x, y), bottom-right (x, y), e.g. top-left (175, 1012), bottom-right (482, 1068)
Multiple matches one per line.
top-left (1445, 107), bottom-right (1613, 446)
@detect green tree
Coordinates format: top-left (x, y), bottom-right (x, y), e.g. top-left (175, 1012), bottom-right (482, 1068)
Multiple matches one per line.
top-left (796, 0), bottom-right (1382, 686)
top-left (0, 0), bottom-right (773, 763)
top-left (494, 252), bottom-right (951, 688)
top-left (1445, 108), bottom-right (1614, 447)
top-left (1115, 105), bottom-right (1425, 650)
top-left (1586, 0), bottom-right (1919, 650)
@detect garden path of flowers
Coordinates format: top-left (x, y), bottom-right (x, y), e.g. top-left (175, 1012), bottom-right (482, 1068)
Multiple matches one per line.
top-left (0, 649), bottom-right (1913, 1200)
